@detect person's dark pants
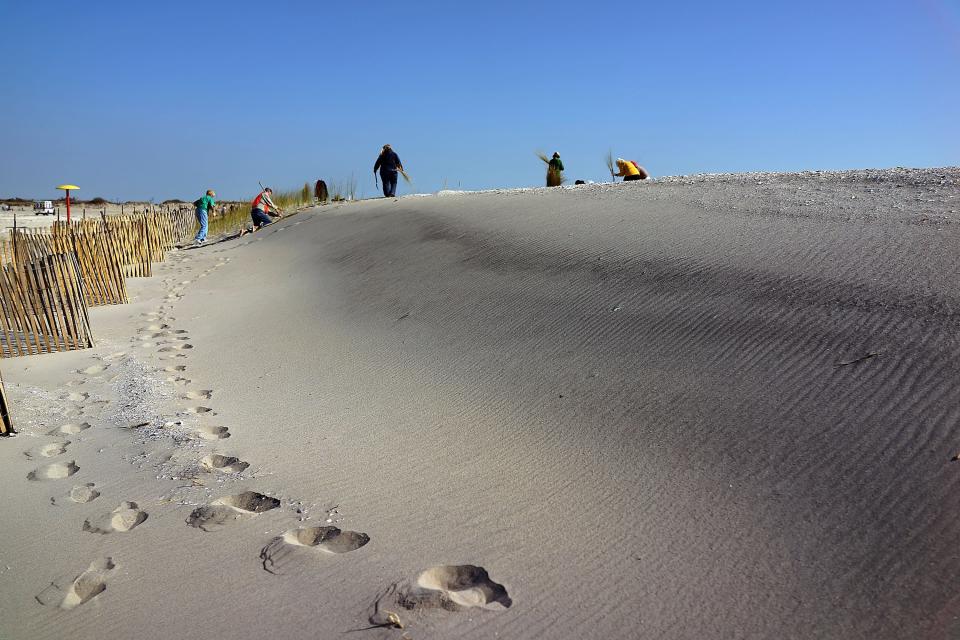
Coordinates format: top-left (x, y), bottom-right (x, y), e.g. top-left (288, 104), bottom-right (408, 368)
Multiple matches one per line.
top-left (251, 208), bottom-right (273, 228)
top-left (624, 174), bottom-right (646, 181)
top-left (381, 170), bottom-right (398, 197)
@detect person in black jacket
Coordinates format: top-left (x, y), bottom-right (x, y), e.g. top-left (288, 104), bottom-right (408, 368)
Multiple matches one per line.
top-left (374, 144), bottom-right (403, 197)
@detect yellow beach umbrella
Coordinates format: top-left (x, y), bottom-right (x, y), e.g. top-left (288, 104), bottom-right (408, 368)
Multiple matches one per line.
top-left (56, 184), bottom-right (79, 222)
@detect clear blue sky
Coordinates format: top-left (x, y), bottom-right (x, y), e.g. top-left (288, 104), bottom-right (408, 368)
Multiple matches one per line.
top-left (1, 0), bottom-right (958, 201)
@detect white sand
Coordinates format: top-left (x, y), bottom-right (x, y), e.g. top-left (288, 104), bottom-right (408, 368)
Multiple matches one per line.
top-left (1, 168), bottom-right (959, 639)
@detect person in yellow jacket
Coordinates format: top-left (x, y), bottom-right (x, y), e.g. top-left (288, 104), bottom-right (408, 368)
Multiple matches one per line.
top-left (615, 158), bottom-right (650, 182)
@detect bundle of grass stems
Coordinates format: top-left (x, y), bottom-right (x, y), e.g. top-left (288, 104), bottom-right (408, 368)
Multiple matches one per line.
top-left (605, 150), bottom-right (616, 181)
top-left (536, 151), bottom-right (564, 187)
top-left (399, 169), bottom-right (412, 185)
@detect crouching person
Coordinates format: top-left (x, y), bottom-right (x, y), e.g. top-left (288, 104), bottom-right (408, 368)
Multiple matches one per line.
top-left (615, 158), bottom-right (650, 181)
top-left (251, 187), bottom-right (283, 230)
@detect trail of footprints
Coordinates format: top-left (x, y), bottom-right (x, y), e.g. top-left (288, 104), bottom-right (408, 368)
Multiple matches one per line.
top-left (26, 256), bottom-right (239, 611)
top-left (29, 249), bottom-right (512, 625)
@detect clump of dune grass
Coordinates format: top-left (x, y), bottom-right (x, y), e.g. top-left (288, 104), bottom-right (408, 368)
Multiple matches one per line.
top-left (330, 181), bottom-right (345, 202)
top-left (328, 175), bottom-right (358, 202)
top-left (605, 150), bottom-right (616, 181)
top-left (399, 169), bottom-right (412, 185)
top-left (347, 173), bottom-right (358, 200)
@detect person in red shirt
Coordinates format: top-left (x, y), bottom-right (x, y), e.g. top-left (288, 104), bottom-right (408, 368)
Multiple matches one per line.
top-left (251, 187), bottom-right (283, 230)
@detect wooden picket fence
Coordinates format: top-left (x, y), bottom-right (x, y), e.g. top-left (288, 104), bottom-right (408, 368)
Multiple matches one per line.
top-left (0, 210), bottom-right (192, 358)
top-left (0, 245), bottom-right (92, 357)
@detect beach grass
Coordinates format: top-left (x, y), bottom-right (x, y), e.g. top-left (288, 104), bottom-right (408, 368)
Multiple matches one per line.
top-left (204, 184), bottom-right (315, 238)
top-left (328, 175), bottom-right (358, 202)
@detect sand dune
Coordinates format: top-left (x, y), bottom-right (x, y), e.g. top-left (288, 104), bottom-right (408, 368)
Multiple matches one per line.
top-left (0, 168), bottom-right (958, 639)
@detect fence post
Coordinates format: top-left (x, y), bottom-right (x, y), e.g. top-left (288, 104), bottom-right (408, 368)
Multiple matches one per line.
top-left (0, 368), bottom-right (14, 436)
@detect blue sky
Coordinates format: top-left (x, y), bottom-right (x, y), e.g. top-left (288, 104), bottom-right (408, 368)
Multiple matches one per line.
top-left (1, 0), bottom-right (958, 200)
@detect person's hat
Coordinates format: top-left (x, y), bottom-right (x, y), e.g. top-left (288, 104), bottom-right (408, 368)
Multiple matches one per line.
top-left (553, 152), bottom-right (560, 158)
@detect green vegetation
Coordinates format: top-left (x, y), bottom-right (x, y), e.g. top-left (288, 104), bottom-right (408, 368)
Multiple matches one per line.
top-left (205, 184), bottom-right (316, 238)
top-left (328, 174), bottom-right (358, 202)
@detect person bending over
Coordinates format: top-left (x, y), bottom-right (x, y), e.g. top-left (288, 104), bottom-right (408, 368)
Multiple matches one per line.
top-left (251, 187), bottom-right (283, 230)
top-left (193, 189), bottom-right (216, 246)
top-left (615, 158), bottom-right (650, 181)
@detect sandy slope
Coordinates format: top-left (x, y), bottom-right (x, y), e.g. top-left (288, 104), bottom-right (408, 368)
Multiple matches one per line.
top-left (1, 168), bottom-right (959, 640)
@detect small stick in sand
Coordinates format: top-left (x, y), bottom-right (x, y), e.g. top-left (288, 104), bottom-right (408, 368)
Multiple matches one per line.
top-left (835, 352), bottom-right (881, 367)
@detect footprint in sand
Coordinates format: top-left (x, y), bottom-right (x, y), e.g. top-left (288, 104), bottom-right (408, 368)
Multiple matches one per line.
top-left (373, 565), bottom-right (511, 620)
top-left (83, 502), bottom-right (148, 534)
top-left (195, 426), bottom-right (231, 441)
top-left (185, 406), bottom-right (213, 415)
top-left (199, 454), bottom-right (248, 473)
top-left (282, 526), bottom-right (370, 553)
top-left (51, 422), bottom-right (91, 436)
top-left (64, 392), bottom-right (89, 402)
top-left (260, 526), bottom-right (370, 574)
top-left (186, 491), bottom-right (280, 532)
top-left (79, 364), bottom-right (109, 376)
top-left (183, 390), bottom-right (213, 400)
top-left (158, 344), bottom-right (193, 352)
top-left (69, 483), bottom-right (101, 503)
top-left (167, 376), bottom-right (192, 386)
top-left (27, 461), bottom-right (79, 481)
top-left (25, 441), bottom-right (69, 459)
top-left (36, 558), bottom-right (116, 610)
top-left (164, 365), bottom-right (187, 372)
